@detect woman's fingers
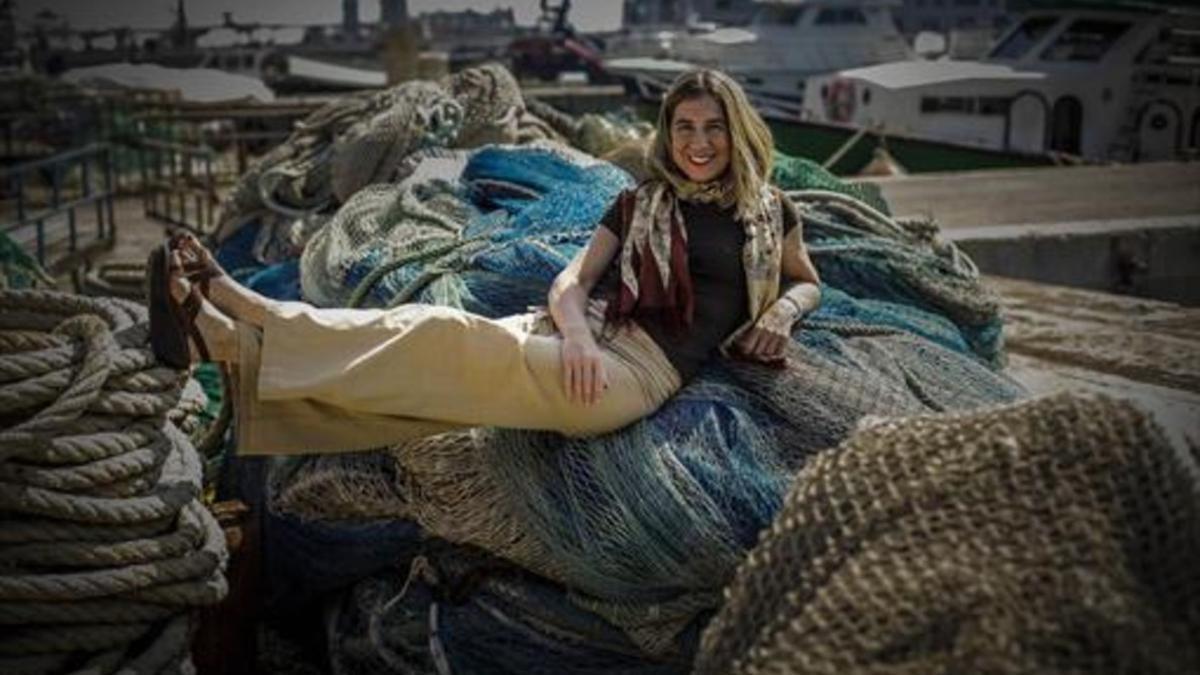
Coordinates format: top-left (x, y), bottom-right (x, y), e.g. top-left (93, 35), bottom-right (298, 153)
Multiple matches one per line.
top-left (748, 330), bottom-right (769, 357)
top-left (560, 336), bottom-right (610, 405)
top-left (581, 358), bottom-right (595, 406)
top-left (563, 353), bottom-right (579, 402)
top-left (738, 328), bottom-right (788, 361)
top-left (764, 332), bottom-right (785, 357)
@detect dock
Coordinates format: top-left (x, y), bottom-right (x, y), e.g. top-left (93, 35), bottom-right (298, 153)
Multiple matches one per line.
top-left (864, 162), bottom-right (1200, 228)
top-left (865, 162), bottom-right (1200, 306)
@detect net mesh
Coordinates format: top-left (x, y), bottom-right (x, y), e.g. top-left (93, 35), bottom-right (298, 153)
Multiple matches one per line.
top-left (254, 106), bottom-right (1031, 670)
top-left (204, 73), bottom-right (1193, 674)
top-left (695, 392), bottom-right (1200, 675)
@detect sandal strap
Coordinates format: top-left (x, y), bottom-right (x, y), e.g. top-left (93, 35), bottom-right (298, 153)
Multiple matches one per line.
top-left (182, 264), bottom-right (224, 298)
top-left (179, 287), bottom-right (212, 363)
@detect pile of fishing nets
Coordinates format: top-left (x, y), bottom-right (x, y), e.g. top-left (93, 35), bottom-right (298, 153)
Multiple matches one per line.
top-left (256, 144), bottom-right (1024, 672)
top-left (0, 290), bottom-right (228, 673)
top-left (203, 63), bottom-right (1195, 673)
top-left (696, 392), bottom-right (1200, 675)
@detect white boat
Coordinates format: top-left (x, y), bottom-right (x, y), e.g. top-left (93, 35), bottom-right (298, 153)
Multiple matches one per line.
top-left (801, 2), bottom-right (1200, 161)
top-left (604, 0), bottom-right (914, 119)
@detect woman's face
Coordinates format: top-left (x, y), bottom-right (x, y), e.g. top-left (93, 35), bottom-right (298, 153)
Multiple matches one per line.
top-left (669, 94), bottom-right (730, 183)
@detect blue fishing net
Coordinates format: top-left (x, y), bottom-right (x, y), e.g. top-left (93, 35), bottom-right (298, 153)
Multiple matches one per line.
top-left (260, 143), bottom-right (1024, 673)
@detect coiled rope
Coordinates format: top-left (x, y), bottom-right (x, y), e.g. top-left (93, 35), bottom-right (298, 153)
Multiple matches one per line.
top-left (0, 289), bottom-right (228, 674)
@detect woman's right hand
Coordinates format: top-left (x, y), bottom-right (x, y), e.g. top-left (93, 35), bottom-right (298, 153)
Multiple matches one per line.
top-left (560, 332), bottom-right (609, 406)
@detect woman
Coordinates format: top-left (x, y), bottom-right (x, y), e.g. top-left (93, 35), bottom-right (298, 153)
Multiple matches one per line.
top-left (150, 69), bottom-right (821, 455)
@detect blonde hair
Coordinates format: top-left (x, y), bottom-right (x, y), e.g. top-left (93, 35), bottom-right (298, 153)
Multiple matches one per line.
top-left (649, 69), bottom-right (775, 217)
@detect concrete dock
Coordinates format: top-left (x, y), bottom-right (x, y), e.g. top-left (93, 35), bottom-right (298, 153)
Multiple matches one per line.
top-left (864, 163), bottom-right (1200, 306)
top-left (864, 162), bottom-right (1200, 229)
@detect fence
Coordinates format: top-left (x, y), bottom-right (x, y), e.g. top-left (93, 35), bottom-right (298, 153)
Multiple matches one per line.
top-left (0, 143), bottom-right (117, 274)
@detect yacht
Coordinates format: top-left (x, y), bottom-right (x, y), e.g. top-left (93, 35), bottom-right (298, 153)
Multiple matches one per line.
top-left (604, 0), bottom-right (914, 119)
top-left (801, 2), bottom-right (1200, 161)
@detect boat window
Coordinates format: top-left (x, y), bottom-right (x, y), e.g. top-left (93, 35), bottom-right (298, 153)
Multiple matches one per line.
top-left (1040, 19), bottom-right (1131, 62)
top-left (815, 9), bottom-right (867, 26)
top-left (1137, 28), bottom-right (1200, 66)
top-left (989, 16), bottom-right (1057, 59)
top-left (752, 5), bottom-right (805, 26)
top-left (978, 97), bottom-right (1010, 115)
top-left (921, 97), bottom-right (974, 114)
top-left (920, 96), bottom-right (1010, 116)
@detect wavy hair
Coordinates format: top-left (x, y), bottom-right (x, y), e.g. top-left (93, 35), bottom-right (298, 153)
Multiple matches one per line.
top-left (648, 69), bottom-right (775, 218)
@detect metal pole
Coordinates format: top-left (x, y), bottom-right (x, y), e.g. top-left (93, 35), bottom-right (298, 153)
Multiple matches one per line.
top-left (103, 146), bottom-right (116, 244)
top-left (68, 206), bottom-right (77, 253)
top-left (51, 163), bottom-right (61, 208)
top-left (13, 172), bottom-right (24, 222)
top-left (35, 217), bottom-right (45, 266)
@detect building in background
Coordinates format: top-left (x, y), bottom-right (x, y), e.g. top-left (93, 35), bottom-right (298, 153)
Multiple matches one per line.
top-left (343, 0), bottom-right (360, 35)
top-left (380, 0), bottom-right (409, 28)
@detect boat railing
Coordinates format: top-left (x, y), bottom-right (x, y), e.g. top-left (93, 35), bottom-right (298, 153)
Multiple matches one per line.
top-left (0, 143), bottom-right (118, 275)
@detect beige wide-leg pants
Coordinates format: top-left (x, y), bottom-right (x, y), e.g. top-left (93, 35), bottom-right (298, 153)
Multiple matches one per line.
top-left (232, 300), bottom-right (681, 455)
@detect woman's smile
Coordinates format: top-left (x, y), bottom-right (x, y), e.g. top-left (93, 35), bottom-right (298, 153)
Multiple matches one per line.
top-left (670, 95), bottom-right (731, 183)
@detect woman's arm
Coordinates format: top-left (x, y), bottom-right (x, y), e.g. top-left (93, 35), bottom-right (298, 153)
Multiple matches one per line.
top-left (548, 225), bottom-right (621, 405)
top-left (735, 211), bottom-right (822, 363)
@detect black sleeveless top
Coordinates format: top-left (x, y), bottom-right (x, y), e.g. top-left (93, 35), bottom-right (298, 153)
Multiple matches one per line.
top-left (596, 193), bottom-right (797, 380)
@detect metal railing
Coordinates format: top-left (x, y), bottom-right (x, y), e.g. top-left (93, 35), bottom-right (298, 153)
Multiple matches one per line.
top-left (1, 143), bottom-right (117, 274)
top-left (136, 138), bottom-right (220, 235)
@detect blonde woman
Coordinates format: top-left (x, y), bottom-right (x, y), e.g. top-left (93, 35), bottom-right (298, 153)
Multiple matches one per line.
top-left (148, 69), bottom-right (821, 455)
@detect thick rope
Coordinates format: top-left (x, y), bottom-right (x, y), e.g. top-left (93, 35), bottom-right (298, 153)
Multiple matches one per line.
top-left (0, 289), bottom-right (227, 666)
top-left (0, 600), bottom-right (177, 625)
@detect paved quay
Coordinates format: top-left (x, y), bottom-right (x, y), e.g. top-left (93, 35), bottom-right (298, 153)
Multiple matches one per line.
top-left (862, 161), bottom-right (1200, 229)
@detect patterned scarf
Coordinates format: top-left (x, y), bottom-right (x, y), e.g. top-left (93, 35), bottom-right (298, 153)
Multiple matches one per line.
top-left (606, 178), bottom-right (785, 345)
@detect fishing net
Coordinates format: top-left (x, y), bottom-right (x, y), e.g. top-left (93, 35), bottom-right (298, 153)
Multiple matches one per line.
top-left (212, 63), bottom-right (554, 265)
top-left (256, 124), bottom-right (1028, 671)
top-left (695, 392), bottom-right (1200, 675)
top-left (0, 231), bottom-right (55, 289)
top-left (298, 142), bottom-right (631, 312)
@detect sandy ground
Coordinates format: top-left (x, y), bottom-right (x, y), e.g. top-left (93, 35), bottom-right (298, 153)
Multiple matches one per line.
top-left (990, 275), bottom-right (1200, 473)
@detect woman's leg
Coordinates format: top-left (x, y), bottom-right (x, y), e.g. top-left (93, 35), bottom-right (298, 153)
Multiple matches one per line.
top-left (237, 304), bottom-right (680, 455)
top-left (173, 234), bottom-right (277, 328)
top-left (169, 236), bottom-right (681, 455)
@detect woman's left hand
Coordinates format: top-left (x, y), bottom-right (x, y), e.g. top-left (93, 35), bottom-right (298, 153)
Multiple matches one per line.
top-left (734, 299), bottom-right (795, 364)
top-left (734, 326), bottom-right (788, 363)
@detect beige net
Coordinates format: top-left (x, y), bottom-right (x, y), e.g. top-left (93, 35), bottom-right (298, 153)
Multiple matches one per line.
top-left (695, 392), bottom-right (1200, 675)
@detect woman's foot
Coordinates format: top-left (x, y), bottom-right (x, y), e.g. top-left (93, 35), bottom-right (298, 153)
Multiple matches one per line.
top-left (147, 242), bottom-right (237, 368)
top-left (173, 233), bottom-right (273, 327)
top-left (168, 250), bottom-right (238, 364)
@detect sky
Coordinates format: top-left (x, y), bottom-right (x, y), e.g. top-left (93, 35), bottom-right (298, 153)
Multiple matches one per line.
top-left (15, 0), bottom-right (624, 31)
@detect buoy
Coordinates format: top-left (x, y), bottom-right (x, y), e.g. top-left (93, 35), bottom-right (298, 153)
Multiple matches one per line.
top-left (858, 146), bottom-right (907, 177)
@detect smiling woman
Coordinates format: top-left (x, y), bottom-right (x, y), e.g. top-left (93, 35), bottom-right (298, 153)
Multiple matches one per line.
top-left (145, 68), bottom-right (821, 456)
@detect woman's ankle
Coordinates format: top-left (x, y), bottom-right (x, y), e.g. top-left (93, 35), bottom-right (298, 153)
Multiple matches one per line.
top-left (209, 276), bottom-right (269, 327)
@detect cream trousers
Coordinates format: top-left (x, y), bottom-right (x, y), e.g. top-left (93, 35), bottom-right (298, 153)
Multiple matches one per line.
top-left (232, 301), bottom-right (681, 455)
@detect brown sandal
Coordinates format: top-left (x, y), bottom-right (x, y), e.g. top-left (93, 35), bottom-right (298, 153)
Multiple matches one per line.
top-left (171, 232), bottom-right (226, 297)
top-left (148, 240), bottom-right (217, 369)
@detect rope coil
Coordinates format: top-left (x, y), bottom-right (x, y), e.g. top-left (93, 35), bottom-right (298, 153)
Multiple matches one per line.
top-left (0, 289), bottom-right (228, 671)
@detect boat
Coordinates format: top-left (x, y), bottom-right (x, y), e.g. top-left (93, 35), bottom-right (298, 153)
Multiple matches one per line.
top-left (801, 0), bottom-right (1200, 162)
top-left (604, 0), bottom-right (914, 119)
